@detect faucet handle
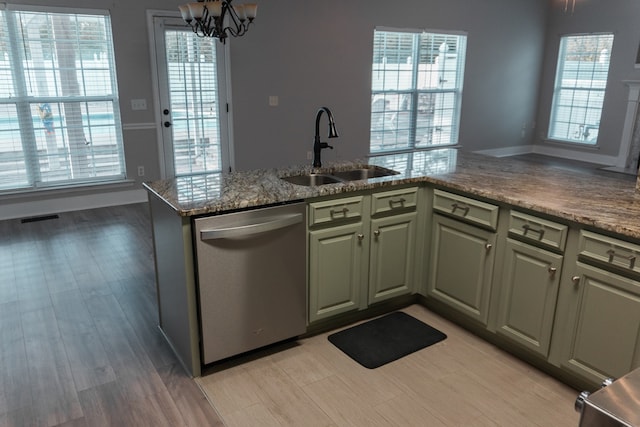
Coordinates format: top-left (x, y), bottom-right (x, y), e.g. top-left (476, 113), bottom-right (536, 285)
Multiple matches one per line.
top-left (320, 142), bottom-right (333, 150)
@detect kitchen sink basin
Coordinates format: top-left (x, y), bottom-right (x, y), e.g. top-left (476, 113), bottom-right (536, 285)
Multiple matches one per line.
top-left (330, 166), bottom-right (399, 181)
top-left (281, 165), bottom-right (399, 186)
top-left (280, 173), bottom-right (342, 186)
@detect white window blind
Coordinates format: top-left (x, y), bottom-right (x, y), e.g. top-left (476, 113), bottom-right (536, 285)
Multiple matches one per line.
top-left (370, 29), bottom-right (466, 154)
top-left (164, 30), bottom-right (223, 177)
top-left (0, 7), bottom-right (125, 192)
top-left (548, 33), bottom-right (614, 145)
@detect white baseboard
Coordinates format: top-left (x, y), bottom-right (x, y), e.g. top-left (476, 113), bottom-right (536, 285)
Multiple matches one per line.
top-left (474, 144), bottom-right (618, 166)
top-left (531, 145), bottom-right (617, 166)
top-left (474, 145), bottom-right (534, 157)
top-left (0, 188), bottom-right (148, 221)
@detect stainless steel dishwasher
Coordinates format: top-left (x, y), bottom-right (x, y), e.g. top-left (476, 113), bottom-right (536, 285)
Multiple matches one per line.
top-left (193, 202), bottom-right (307, 365)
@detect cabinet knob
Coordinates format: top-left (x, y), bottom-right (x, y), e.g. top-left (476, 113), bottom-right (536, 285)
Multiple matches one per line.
top-left (485, 243), bottom-right (492, 251)
top-left (373, 230), bottom-right (380, 238)
top-left (571, 275), bottom-right (581, 287)
top-left (548, 267), bottom-right (557, 277)
top-left (357, 233), bottom-right (364, 241)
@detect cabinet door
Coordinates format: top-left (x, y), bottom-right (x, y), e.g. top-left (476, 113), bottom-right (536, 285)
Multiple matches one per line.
top-left (428, 214), bottom-right (496, 325)
top-left (496, 239), bottom-right (563, 357)
top-left (309, 222), bottom-right (368, 323)
top-left (558, 262), bottom-right (640, 383)
top-left (368, 211), bottom-right (417, 304)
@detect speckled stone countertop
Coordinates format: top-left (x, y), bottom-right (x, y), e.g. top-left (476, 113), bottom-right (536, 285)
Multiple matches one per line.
top-left (143, 148), bottom-right (640, 240)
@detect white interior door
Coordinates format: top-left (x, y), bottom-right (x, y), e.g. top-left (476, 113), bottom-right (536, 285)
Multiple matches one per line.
top-left (150, 13), bottom-right (231, 178)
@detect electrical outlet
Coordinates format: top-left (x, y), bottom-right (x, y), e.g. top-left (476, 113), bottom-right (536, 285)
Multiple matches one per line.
top-left (137, 166), bottom-right (145, 177)
top-left (269, 96), bottom-right (279, 107)
top-left (307, 151), bottom-right (312, 160)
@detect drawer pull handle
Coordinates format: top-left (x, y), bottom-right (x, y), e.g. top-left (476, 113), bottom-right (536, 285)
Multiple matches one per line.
top-left (330, 207), bottom-right (349, 218)
top-left (389, 198), bottom-right (406, 208)
top-left (606, 249), bottom-right (636, 269)
top-left (522, 224), bottom-right (545, 240)
top-left (451, 203), bottom-right (470, 216)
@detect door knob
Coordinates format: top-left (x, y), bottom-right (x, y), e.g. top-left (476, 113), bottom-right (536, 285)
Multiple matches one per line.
top-left (163, 121), bottom-right (172, 127)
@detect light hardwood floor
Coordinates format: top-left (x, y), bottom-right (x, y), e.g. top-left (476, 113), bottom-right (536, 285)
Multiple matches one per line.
top-left (198, 304), bottom-right (581, 426)
top-left (1, 203), bottom-right (581, 426)
top-left (0, 203), bottom-right (224, 427)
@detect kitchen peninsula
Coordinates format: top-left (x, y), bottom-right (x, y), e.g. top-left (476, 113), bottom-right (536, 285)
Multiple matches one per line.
top-left (144, 149), bottom-right (640, 389)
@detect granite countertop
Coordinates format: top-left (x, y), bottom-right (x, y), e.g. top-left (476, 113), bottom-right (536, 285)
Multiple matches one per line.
top-left (143, 148), bottom-right (640, 240)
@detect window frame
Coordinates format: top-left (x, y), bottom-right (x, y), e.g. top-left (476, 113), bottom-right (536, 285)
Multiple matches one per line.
top-left (369, 27), bottom-right (467, 156)
top-left (0, 4), bottom-right (126, 194)
top-left (547, 32), bottom-right (614, 146)
top-left (148, 11), bottom-right (232, 179)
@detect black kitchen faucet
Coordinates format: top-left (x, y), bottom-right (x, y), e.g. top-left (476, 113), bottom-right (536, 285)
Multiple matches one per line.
top-left (313, 106), bottom-right (339, 168)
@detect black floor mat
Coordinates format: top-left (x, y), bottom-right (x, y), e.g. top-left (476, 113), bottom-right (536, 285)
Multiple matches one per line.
top-left (327, 311), bottom-right (447, 369)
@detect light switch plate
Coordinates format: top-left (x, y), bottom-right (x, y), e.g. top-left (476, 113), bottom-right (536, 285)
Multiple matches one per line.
top-left (131, 99), bottom-right (147, 111)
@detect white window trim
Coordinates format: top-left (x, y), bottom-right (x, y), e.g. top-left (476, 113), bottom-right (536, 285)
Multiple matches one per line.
top-left (369, 28), bottom-right (467, 155)
top-left (146, 10), bottom-right (233, 179)
top-left (547, 32), bottom-right (614, 146)
top-left (0, 5), bottom-right (127, 193)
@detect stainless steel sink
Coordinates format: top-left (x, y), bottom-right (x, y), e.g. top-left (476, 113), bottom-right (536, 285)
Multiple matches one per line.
top-left (331, 166), bottom-right (399, 181)
top-left (280, 173), bottom-right (342, 186)
top-left (280, 165), bottom-right (399, 186)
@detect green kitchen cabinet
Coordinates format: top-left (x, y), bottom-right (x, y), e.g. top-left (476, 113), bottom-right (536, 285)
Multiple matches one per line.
top-left (550, 230), bottom-right (640, 385)
top-left (308, 187), bottom-right (420, 323)
top-left (368, 211), bottom-right (417, 304)
top-left (308, 221), bottom-right (369, 323)
top-left (553, 261), bottom-right (640, 384)
top-left (427, 213), bottom-right (497, 325)
top-left (308, 195), bottom-right (369, 323)
top-left (495, 238), bottom-right (563, 358)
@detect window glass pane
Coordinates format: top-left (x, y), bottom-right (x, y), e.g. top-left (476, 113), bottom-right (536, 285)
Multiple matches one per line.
top-left (548, 33), bottom-right (613, 144)
top-left (165, 30), bottom-right (222, 176)
top-left (0, 104), bottom-right (29, 190)
top-left (370, 29), bottom-right (466, 154)
top-left (0, 8), bottom-right (125, 193)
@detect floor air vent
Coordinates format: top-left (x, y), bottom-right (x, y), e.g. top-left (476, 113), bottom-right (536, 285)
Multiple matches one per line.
top-left (21, 214), bottom-right (60, 224)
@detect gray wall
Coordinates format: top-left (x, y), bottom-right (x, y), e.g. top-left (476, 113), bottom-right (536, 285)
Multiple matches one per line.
top-left (14, 0), bottom-right (633, 215)
top-left (231, 0), bottom-right (548, 170)
top-left (536, 0), bottom-right (640, 159)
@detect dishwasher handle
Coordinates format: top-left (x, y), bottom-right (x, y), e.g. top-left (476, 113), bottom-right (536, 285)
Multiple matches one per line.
top-left (200, 213), bottom-right (303, 240)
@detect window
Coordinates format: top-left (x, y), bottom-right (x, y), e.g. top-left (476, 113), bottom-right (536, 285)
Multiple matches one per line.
top-left (0, 7), bottom-right (125, 192)
top-left (548, 33), bottom-right (614, 145)
top-left (164, 28), bottom-right (225, 177)
top-left (370, 29), bottom-right (467, 154)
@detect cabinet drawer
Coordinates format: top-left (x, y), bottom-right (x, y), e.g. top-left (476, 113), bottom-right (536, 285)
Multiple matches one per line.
top-left (508, 211), bottom-right (568, 252)
top-left (433, 189), bottom-right (499, 230)
top-left (578, 230), bottom-right (640, 276)
top-left (371, 186), bottom-right (418, 216)
top-left (308, 196), bottom-right (365, 227)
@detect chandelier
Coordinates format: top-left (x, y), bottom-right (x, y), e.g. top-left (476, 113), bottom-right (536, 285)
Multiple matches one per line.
top-left (178, 0), bottom-right (257, 43)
